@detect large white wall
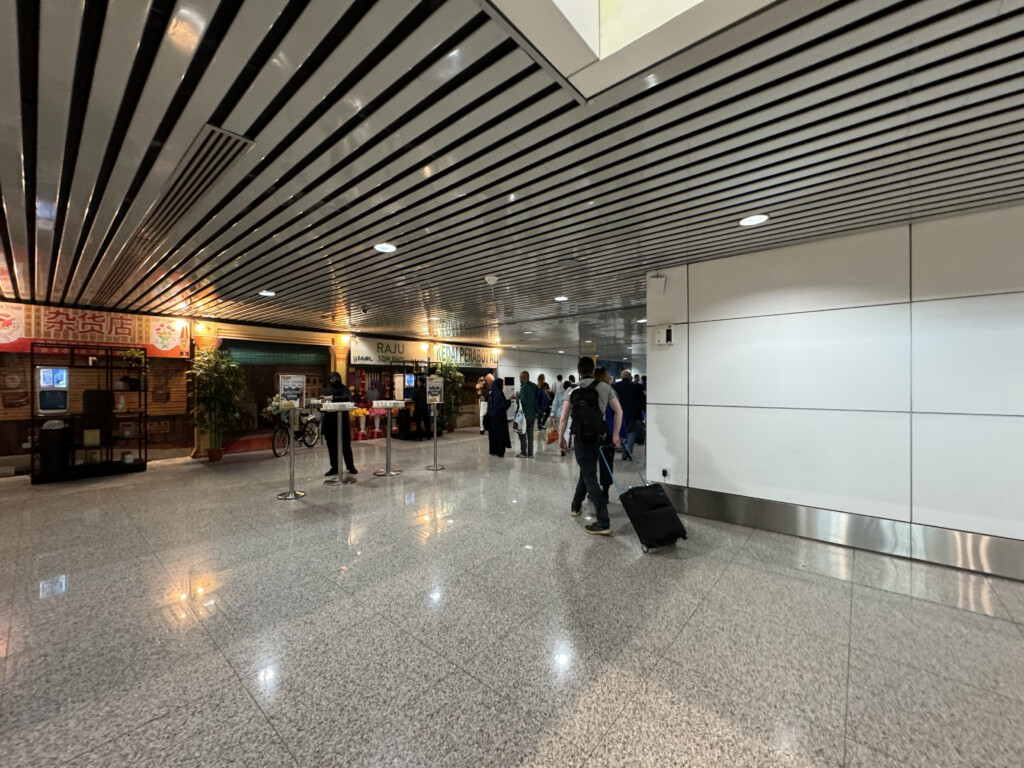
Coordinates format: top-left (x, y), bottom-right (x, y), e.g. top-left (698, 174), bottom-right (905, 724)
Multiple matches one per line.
top-left (647, 203), bottom-right (1024, 541)
top-left (497, 349), bottom-right (576, 397)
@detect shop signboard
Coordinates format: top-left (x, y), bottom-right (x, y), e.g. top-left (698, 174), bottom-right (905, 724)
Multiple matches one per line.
top-left (0, 301), bottom-right (189, 358)
top-left (278, 374), bottom-right (306, 409)
top-left (350, 335), bottom-right (498, 368)
top-left (425, 376), bottom-right (443, 405)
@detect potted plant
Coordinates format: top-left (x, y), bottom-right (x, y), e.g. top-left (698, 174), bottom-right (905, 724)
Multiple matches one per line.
top-left (434, 360), bottom-right (465, 433)
top-left (117, 348), bottom-right (148, 391)
top-left (187, 348), bottom-right (246, 461)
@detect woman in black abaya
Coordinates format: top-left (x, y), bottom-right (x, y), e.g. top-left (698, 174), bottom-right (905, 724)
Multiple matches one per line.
top-left (485, 379), bottom-right (512, 457)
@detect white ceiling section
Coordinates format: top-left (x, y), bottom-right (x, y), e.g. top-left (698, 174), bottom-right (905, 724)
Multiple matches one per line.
top-left (1, 0), bottom-right (1023, 363)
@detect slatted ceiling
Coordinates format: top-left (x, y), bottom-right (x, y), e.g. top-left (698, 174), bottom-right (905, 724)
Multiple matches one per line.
top-left (2, 4), bottom-right (1024, 358)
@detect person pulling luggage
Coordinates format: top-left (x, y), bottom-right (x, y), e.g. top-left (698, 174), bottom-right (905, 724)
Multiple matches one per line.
top-left (558, 357), bottom-right (622, 535)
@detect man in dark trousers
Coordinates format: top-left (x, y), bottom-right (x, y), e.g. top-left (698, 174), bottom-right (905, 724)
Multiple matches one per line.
top-left (613, 369), bottom-right (643, 459)
top-left (321, 371), bottom-right (357, 476)
top-left (559, 357), bottom-right (622, 535)
top-left (413, 376), bottom-right (430, 440)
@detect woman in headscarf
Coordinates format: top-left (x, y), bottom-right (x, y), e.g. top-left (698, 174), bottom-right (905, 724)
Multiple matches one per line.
top-left (485, 378), bottom-right (512, 457)
top-left (321, 371), bottom-right (357, 476)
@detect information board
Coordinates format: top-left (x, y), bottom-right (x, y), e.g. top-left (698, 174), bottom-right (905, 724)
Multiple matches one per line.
top-left (426, 376), bottom-right (443, 405)
top-left (278, 374), bottom-right (306, 409)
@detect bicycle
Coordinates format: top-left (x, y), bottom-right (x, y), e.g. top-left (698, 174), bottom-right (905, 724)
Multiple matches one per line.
top-left (272, 409), bottom-right (321, 457)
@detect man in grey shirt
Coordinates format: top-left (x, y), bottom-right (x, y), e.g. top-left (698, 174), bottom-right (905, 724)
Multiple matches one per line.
top-left (558, 357), bottom-right (622, 535)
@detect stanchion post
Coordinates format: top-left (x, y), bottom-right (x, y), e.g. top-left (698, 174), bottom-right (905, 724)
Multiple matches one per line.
top-left (426, 404), bottom-right (444, 471)
top-left (373, 403), bottom-right (403, 477)
top-left (278, 407), bottom-right (306, 500)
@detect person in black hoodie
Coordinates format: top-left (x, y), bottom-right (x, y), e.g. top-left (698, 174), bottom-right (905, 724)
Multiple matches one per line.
top-left (321, 371), bottom-right (357, 476)
top-left (413, 376), bottom-right (430, 440)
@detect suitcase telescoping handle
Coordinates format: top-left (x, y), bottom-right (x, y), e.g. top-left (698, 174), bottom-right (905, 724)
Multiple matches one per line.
top-left (598, 442), bottom-right (649, 498)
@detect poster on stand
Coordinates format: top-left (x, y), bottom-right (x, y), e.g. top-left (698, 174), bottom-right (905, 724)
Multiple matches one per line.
top-left (426, 376), bottom-right (443, 405)
top-left (278, 374), bottom-right (306, 409)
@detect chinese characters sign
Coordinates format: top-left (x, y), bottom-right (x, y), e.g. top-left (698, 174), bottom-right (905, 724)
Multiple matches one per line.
top-left (0, 302), bottom-right (189, 358)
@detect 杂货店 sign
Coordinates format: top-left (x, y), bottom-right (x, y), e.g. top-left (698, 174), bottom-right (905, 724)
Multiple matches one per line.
top-left (350, 336), bottom-right (499, 368)
top-left (0, 302), bottom-right (189, 358)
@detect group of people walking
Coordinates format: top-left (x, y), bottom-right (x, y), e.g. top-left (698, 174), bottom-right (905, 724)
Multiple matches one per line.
top-left (481, 360), bottom-right (647, 536)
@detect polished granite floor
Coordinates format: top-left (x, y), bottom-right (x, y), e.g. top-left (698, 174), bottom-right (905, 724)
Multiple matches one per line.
top-left (1, 430), bottom-right (1023, 767)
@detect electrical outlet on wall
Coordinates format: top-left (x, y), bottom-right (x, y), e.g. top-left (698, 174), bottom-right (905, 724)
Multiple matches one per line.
top-left (662, 467), bottom-right (670, 479)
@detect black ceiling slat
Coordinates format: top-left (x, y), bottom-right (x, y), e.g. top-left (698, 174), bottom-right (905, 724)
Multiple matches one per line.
top-left (57, 0), bottom-right (177, 306)
top-left (71, 0), bottom-right (246, 306)
top-left (170, 3), bottom-right (1012, 310)
top-left (0, 177), bottom-right (19, 300)
top-left (119, 0), bottom-right (465, 307)
top-left (244, 0), bottom-right (381, 138)
top-left (15, 0), bottom-right (39, 300)
top-left (46, 0), bottom-right (108, 304)
top-left (207, 0), bottom-right (312, 129)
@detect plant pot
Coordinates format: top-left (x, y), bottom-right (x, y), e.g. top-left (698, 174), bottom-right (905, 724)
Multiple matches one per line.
top-left (207, 448), bottom-right (225, 462)
top-left (446, 424), bottom-right (455, 433)
top-left (374, 415), bottom-right (381, 431)
top-left (358, 416), bottom-right (366, 432)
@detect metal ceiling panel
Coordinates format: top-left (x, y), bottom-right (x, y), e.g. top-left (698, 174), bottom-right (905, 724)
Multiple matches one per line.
top-left (2, 0), bottom-right (1024, 359)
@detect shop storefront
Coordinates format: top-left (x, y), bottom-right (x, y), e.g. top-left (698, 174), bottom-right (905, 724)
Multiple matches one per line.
top-left (347, 336), bottom-right (499, 429)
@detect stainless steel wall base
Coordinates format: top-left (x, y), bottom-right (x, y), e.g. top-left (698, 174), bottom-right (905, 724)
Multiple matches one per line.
top-left (674, 485), bottom-right (1024, 582)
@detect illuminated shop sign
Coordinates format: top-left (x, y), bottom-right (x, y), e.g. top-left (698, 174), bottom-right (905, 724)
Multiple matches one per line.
top-left (350, 336), bottom-right (499, 368)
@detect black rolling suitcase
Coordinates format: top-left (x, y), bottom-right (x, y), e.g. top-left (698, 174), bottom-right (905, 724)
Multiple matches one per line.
top-left (601, 446), bottom-right (687, 552)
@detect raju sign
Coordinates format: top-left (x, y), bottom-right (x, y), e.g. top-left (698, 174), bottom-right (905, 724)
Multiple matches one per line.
top-left (350, 336), bottom-right (499, 368)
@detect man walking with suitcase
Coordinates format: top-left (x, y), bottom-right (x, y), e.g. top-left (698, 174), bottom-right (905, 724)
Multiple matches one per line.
top-left (559, 357), bottom-right (622, 535)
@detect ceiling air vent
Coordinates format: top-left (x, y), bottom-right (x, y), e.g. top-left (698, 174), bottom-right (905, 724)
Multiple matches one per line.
top-left (94, 125), bottom-right (252, 302)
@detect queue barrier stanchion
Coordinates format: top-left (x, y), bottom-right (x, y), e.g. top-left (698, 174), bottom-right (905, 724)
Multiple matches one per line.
top-left (277, 406), bottom-right (305, 500)
top-left (372, 400), bottom-right (404, 477)
top-left (426, 404), bottom-right (444, 471)
top-left (322, 401), bottom-right (356, 486)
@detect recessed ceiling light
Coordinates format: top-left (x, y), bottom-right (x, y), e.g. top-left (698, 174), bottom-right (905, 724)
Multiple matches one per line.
top-left (739, 214), bottom-right (770, 227)
top-left (622, 358), bottom-right (628, 361)
top-left (554, 296), bottom-right (568, 302)
top-left (258, 290), bottom-right (275, 297)
top-left (374, 242), bottom-right (397, 253)
top-left (524, 331), bottom-right (533, 334)
top-left (427, 316), bottom-right (439, 320)
top-left (585, 340), bottom-right (592, 343)
top-left (558, 350), bottom-right (564, 354)
top-left (637, 319), bottom-right (647, 324)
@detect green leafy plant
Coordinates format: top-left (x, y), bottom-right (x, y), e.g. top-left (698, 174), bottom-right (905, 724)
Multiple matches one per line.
top-left (433, 359), bottom-right (465, 428)
top-left (187, 348), bottom-right (247, 450)
top-left (117, 347), bottom-right (149, 378)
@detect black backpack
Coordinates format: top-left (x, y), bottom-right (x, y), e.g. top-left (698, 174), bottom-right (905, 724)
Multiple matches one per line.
top-left (570, 381), bottom-right (606, 444)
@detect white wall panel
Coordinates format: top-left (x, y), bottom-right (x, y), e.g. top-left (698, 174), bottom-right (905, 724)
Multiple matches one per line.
top-left (913, 293), bottom-right (1024, 416)
top-left (913, 414), bottom-right (1024, 540)
top-left (689, 227), bottom-right (909, 322)
top-left (689, 406), bottom-right (911, 521)
top-left (912, 204), bottom-right (1024, 301)
top-left (646, 323), bottom-right (688, 405)
top-left (647, 265), bottom-right (687, 325)
top-left (690, 304), bottom-right (910, 411)
top-left (645, 404), bottom-right (687, 488)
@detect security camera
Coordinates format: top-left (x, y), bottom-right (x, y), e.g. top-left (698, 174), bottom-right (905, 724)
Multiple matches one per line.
top-left (361, 305), bottom-right (368, 313)
top-left (484, 274), bottom-right (498, 286)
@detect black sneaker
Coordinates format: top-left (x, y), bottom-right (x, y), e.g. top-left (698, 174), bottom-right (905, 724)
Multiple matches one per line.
top-left (347, 467), bottom-right (358, 475)
top-left (325, 468), bottom-right (338, 477)
top-left (570, 507), bottom-right (582, 517)
top-left (585, 523), bottom-right (611, 536)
